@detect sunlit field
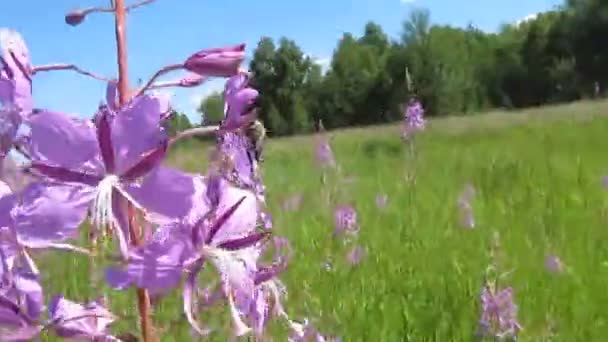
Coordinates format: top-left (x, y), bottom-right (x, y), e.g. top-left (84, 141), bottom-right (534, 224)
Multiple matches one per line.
top-left (45, 100), bottom-right (608, 341)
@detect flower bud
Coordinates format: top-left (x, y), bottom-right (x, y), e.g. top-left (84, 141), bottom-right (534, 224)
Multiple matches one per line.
top-left (65, 10), bottom-right (86, 26)
top-left (184, 44), bottom-right (246, 77)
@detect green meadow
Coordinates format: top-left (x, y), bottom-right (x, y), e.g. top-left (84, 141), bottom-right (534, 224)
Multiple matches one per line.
top-left (47, 100), bottom-right (608, 341)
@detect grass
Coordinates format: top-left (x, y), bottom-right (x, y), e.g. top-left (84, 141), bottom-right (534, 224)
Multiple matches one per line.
top-left (45, 99), bottom-right (608, 341)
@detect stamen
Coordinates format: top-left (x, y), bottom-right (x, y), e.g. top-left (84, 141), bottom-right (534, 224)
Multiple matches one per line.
top-left (91, 175), bottom-right (119, 230)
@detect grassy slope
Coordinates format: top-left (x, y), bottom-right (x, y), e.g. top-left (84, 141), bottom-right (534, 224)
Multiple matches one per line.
top-left (46, 99), bottom-right (608, 341)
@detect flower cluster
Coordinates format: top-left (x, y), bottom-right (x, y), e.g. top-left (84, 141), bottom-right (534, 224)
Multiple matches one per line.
top-left (0, 21), bottom-right (309, 340)
top-left (401, 98), bottom-right (426, 140)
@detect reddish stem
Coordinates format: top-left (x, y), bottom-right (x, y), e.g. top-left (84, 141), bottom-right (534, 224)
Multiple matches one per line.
top-left (113, 0), bottom-right (154, 341)
top-left (32, 63), bottom-right (114, 82)
top-left (114, 0), bottom-right (130, 106)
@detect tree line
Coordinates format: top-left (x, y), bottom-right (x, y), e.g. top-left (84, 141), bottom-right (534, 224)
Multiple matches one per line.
top-left (190, 1), bottom-right (608, 137)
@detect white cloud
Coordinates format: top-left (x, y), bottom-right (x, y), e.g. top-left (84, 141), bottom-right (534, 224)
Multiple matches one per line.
top-left (514, 12), bottom-right (539, 26)
top-left (400, 0), bottom-right (416, 3)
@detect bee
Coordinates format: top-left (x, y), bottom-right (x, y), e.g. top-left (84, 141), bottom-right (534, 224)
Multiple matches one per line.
top-left (245, 119), bottom-right (267, 163)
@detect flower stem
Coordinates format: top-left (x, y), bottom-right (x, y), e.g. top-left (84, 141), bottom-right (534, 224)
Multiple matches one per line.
top-left (113, 0), bottom-right (154, 340)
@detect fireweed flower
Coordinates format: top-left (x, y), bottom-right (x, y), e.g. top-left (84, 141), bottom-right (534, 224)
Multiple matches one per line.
top-left (0, 28), bottom-right (33, 116)
top-left (545, 254), bottom-right (564, 274)
top-left (401, 98), bottom-right (425, 140)
top-left (47, 295), bottom-right (117, 340)
top-left (184, 44), bottom-right (246, 78)
top-left (334, 205), bottom-right (359, 237)
top-left (478, 285), bottom-right (522, 339)
top-left (314, 131), bottom-right (336, 169)
top-left (106, 178), bottom-right (265, 336)
top-left (24, 95), bottom-right (196, 254)
top-left (221, 73), bottom-right (258, 131)
top-left (375, 194), bottom-right (388, 209)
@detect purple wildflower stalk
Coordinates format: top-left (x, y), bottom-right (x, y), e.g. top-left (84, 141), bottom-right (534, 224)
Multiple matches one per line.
top-left (477, 232), bottom-right (521, 339)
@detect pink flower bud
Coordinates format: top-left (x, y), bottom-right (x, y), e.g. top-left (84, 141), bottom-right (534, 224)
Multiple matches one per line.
top-left (183, 44), bottom-right (246, 77)
top-left (65, 10), bottom-right (86, 26)
top-left (178, 75), bottom-right (205, 88)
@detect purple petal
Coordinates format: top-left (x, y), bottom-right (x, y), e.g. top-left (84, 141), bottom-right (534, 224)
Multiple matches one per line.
top-left (106, 223), bottom-right (191, 294)
top-left (25, 111), bottom-right (103, 175)
top-left (13, 183), bottom-right (93, 249)
top-left (28, 162), bottom-right (101, 186)
top-left (120, 141), bottom-right (167, 180)
top-left (48, 295), bottom-right (116, 339)
top-left (110, 95), bottom-right (168, 175)
top-left (219, 231), bottom-right (270, 251)
top-left (123, 166), bottom-right (195, 222)
top-left (0, 179), bottom-right (11, 198)
top-left (12, 273), bottom-right (44, 320)
top-left (96, 108), bottom-right (115, 173)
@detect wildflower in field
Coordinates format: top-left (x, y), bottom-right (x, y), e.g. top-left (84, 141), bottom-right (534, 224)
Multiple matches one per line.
top-left (401, 98), bottom-right (425, 140)
top-left (334, 205), bottom-right (359, 237)
top-left (184, 44), bottom-right (247, 78)
top-left (282, 193), bottom-right (303, 212)
top-left (24, 95), bottom-right (196, 252)
top-left (545, 254), bottom-right (564, 274)
top-left (478, 285), bottom-right (521, 339)
top-left (457, 183), bottom-right (476, 229)
top-left (314, 121), bottom-right (336, 169)
top-left (106, 179), bottom-right (270, 336)
top-left (375, 194), bottom-right (388, 209)
top-left (602, 175), bottom-right (608, 189)
top-left (346, 245), bottom-right (365, 266)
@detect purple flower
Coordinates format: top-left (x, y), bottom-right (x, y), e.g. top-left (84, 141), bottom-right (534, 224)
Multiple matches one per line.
top-left (401, 98), bottom-right (425, 140)
top-left (334, 205), bottom-right (359, 237)
top-left (545, 254), bottom-right (564, 274)
top-left (221, 73), bottom-right (258, 131)
top-left (24, 95), bottom-right (196, 254)
top-left (315, 133), bottom-right (336, 169)
top-left (602, 175), bottom-right (608, 189)
top-left (184, 44), bottom-right (246, 78)
top-left (0, 28), bottom-right (33, 116)
top-left (478, 285), bottom-right (521, 339)
top-left (107, 180), bottom-right (264, 337)
top-left (48, 295), bottom-right (117, 340)
top-left (375, 194), bottom-right (388, 209)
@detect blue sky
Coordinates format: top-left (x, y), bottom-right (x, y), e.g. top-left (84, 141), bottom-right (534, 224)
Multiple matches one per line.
top-left (2, 0), bottom-right (563, 123)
